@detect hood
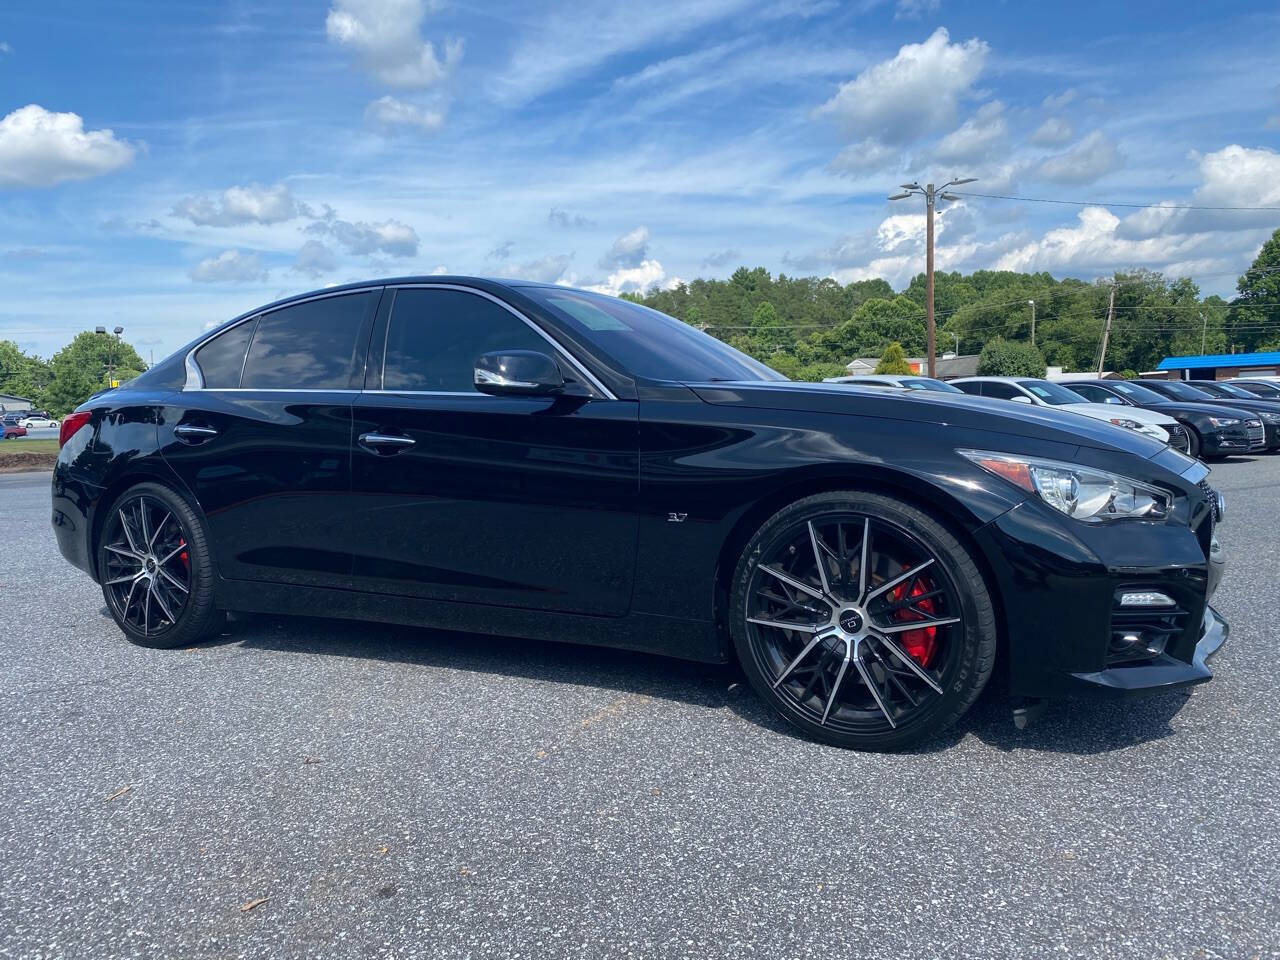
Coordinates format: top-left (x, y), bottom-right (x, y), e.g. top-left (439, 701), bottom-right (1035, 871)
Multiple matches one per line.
top-left (688, 381), bottom-right (1169, 459)
top-left (1189, 396), bottom-right (1280, 416)
top-left (1056, 402), bottom-right (1177, 426)
top-left (1148, 400), bottom-right (1262, 420)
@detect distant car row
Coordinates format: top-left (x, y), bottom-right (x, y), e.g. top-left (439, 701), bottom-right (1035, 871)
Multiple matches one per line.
top-left (1, 412), bottom-right (59, 433)
top-left (825, 374), bottom-right (1280, 460)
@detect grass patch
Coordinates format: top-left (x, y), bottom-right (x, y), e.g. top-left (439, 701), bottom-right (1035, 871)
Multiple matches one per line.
top-left (0, 438), bottom-right (59, 456)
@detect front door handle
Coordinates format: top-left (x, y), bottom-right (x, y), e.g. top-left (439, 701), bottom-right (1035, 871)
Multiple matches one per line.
top-left (174, 424), bottom-right (219, 444)
top-left (359, 431), bottom-right (416, 453)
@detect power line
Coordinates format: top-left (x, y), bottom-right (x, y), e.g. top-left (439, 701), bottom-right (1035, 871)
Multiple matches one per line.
top-left (950, 191), bottom-right (1280, 212)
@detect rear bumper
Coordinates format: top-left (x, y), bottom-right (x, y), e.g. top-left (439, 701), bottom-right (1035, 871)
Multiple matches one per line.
top-left (51, 461), bottom-right (103, 581)
top-left (1067, 605), bottom-right (1228, 697)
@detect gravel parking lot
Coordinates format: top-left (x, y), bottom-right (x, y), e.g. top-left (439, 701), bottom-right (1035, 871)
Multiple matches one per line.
top-left (2, 458), bottom-right (1277, 959)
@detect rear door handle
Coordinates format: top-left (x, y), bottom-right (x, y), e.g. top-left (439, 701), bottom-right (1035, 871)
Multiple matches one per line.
top-left (174, 424), bottom-right (219, 444)
top-left (359, 431), bottom-right (416, 453)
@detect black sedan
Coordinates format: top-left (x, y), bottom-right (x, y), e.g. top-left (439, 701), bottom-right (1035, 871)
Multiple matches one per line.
top-left (1139, 379), bottom-right (1280, 451)
top-left (1227, 378), bottom-right (1280, 399)
top-left (51, 277), bottom-right (1228, 751)
top-left (1063, 379), bottom-right (1266, 459)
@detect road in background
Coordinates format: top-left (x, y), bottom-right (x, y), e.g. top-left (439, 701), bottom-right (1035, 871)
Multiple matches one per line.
top-left (1, 460), bottom-right (1277, 959)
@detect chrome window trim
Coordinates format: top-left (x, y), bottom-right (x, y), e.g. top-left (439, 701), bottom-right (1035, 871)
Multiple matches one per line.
top-left (183, 288), bottom-right (381, 392)
top-left (382, 283), bottom-right (617, 400)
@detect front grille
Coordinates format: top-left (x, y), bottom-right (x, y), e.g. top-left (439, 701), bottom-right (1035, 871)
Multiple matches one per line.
top-left (1109, 591), bottom-right (1191, 664)
top-left (1165, 423), bottom-right (1189, 453)
top-left (1246, 420), bottom-right (1265, 447)
top-left (1197, 478), bottom-right (1221, 523)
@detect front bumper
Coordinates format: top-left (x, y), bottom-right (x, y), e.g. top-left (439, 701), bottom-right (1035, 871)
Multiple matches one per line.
top-left (1201, 426), bottom-right (1260, 455)
top-left (1067, 605), bottom-right (1228, 697)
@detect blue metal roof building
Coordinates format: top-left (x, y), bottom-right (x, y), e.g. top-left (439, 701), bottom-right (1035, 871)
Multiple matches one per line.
top-left (1156, 351), bottom-right (1280, 373)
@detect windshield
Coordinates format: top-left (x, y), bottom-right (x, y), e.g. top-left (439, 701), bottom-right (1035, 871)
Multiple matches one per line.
top-left (1235, 380), bottom-right (1280, 396)
top-left (1108, 380), bottom-right (1167, 404)
top-left (902, 378), bottom-right (963, 393)
top-left (1151, 380), bottom-right (1213, 401)
top-left (1017, 379), bottom-right (1088, 405)
top-left (521, 287), bottom-right (787, 382)
top-left (1209, 382), bottom-right (1260, 400)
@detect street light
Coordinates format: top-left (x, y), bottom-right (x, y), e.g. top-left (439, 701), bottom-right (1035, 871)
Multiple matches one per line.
top-left (94, 325), bottom-right (124, 386)
top-left (1028, 299), bottom-right (1036, 346)
top-left (888, 177), bottom-right (977, 377)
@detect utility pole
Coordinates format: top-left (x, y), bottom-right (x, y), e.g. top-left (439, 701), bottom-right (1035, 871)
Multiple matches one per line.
top-left (1028, 299), bottom-right (1036, 346)
top-left (889, 177), bottom-right (976, 378)
top-left (1097, 284), bottom-right (1116, 375)
top-left (1200, 312), bottom-right (1207, 355)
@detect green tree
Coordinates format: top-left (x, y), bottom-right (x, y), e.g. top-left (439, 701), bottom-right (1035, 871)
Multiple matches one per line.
top-left (0, 340), bottom-right (51, 405)
top-left (44, 331), bottom-right (146, 415)
top-left (977, 338), bottom-right (1046, 377)
top-left (1228, 228), bottom-right (1280, 352)
top-left (875, 342), bottom-right (914, 374)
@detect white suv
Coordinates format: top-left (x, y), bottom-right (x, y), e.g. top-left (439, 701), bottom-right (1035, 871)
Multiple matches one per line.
top-left (951, 377), bottom-right (1177, 445)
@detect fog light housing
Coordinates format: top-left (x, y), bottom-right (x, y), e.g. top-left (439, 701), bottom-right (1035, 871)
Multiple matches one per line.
top-left (1108, 630), bottom-right (1169, 661)
top-left (1118, 590), bottom-right (1176, 608)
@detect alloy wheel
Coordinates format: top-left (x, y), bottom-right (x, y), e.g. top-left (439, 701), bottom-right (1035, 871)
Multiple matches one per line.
top-left (744, 512), bottom-right (964, 734)
top-left (101, 495), bottom-right (191, 637)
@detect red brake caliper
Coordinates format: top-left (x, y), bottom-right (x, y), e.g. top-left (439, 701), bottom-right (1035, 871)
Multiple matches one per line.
top-left (178, 539), bottom-right (189, 571)
top-left (887, 578), bottom-right (938, 667)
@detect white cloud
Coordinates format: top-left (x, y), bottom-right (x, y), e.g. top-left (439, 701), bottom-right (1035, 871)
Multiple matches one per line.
top-left (428, 264), bottom-right (449, 275)
top-left (0, 104), bottom-right (136, 188)
top-left (895, 0), bottom-right (940, 19)
top-left (586, 259), bottom-right (666, 296)
top-left (1037, 130), bottom-right (1121, 184)
top-left (364, 95), bottom-right (446, 132)
top-left (326, 0), bottom-right (462, 88)
top-left (931, 100), bottom-right (1005, 164)
top-left (829, 138), bottom-right (900, 175)
top-left (291, 240), bottom-right (339, 278)
top-left (548, 207), bottom-right (595, 228)
top-left (816, 28), bottom-right (988, 147)
top-left (190, 249), bottom-right (269, 284)
top-left (306, 214), bottom-right (419, 257)
top-left (1030, 116), bottom-right (1074, 146)
top-left (599, 226), bottom-right (650, 268)
top-left (487, 240), bottom-right (514, 260)
top-left (1041, 89), bottom-right (1076, 111)
top-left (173, 182), bottom-right (303, 226)
top-left (518, 253), bottom-right (573, 284)
top-left (0, 41), bottom-right (11, 54)
top-left (994, 206), bottom-right (1203, 274)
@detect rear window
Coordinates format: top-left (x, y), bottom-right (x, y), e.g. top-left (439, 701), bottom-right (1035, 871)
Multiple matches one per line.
top-left (195, 319), bottom-right (256, 388)
top-left (241, 293), bottom-right (375, 390)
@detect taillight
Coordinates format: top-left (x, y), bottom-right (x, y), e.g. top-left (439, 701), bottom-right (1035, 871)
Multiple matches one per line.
top-left (59, 411), bottom-right (92, 448)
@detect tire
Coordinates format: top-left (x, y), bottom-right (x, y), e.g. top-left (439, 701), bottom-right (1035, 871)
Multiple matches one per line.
top-left (97, 482), bottom-right (223, 649)
top-left (1185, 427), bottom-right (1201, 460)
top-left (729, 490), bottom-right (997, 751)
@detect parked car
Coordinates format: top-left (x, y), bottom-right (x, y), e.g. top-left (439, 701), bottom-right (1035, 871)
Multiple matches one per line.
top-left (1062, 379), bottom-right (1264, 460)
top-left (824, 374), bottom-right (965, 394)
top-left (950, 376), bottom-right (1182, 449)
top-left (3, 421), bottom-right (28, 439)
top-left (1138, 379), bottom-right (1278, 451)
top-left (19, 415), bottom-right (59, 429)
top-left (1226, 379), bottom-right (1280, 398)
top-left (52, 277), bottom-right (1227, 752)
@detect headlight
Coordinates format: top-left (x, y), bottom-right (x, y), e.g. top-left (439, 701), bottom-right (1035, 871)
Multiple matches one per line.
top-left (1206, 416), bottom-right (1240, 428)
top-left (1108, 417), bottom-right (1142, 430)
top-left (959, 450), bottom-right (1170, 522)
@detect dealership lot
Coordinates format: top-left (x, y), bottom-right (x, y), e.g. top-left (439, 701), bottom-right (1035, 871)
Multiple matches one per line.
top-left (1, 460), bottom-right (1277, 959)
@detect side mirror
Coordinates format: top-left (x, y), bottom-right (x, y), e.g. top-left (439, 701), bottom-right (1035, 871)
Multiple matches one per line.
top-left (1010, 395), bottom-right (1033, 404)
top-left (474, 350), bottom-right (565, 396)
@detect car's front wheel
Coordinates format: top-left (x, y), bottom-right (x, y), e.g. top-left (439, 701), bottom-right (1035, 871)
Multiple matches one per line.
top-left (98, 482), bottom-right (223, 648)
top-left (729, 491), bottom-right (997, 751)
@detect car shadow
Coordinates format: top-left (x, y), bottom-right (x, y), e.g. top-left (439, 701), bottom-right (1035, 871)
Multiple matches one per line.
top-left (187, 611), bottom-right (1193, 757)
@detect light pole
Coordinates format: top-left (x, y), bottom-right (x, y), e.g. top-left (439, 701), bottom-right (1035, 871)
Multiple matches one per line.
top-left (94, 325), bottom-right (125, 385)
top-left (1028, 299), bottom-right (1036, 347)
top-left (888, 177), bottom-right (977, 377)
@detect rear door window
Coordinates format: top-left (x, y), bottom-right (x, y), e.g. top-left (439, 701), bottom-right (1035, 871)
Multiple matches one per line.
top-left (194, 319), bottom-right (256, 388)
top-left (982, 382), bottom-right (1022, 400)
top-left (241, 293), bottom-right (376, 390)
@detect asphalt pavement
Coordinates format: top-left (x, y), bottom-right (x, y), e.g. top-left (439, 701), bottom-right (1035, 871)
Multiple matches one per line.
top-left (1, 458), bottom-right (1277, 959)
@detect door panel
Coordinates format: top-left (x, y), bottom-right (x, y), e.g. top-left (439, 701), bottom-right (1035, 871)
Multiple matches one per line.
top-left (347, 286), bottom-right (639, 616)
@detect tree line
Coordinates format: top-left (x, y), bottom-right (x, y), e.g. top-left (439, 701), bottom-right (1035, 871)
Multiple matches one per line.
top-left (4, 227), bottom-right (1279, 414)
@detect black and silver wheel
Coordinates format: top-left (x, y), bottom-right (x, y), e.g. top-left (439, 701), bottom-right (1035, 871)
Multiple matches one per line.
top-left (98, 482), bottom-right (222, 648)
top-left (730, 491), bottom-right (997, 751)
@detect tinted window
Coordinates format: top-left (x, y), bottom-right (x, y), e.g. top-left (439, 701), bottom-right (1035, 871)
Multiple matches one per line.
top-left (195, 319), bottom-right (256, 388)
top-left (382, 289), bottom-right (551, 392)
top-left (953, 381), bottom-right (983, 396)
top-left (1110, 381), bottom-right (1167, 404)
top-left (983, 382), bottom-right (1023, 400)
top-left (241, 293), bottom-right (374, 389)
top-left (519, 286), bottom-right (786, 382)
top-left (1189, 381), bottom-right (1231, 398)
top-left (1147, 380), bottom-right (1212, 401)
top-left (901, 378), bottom-right (963, 393)
top-left (1233, 380), bottom-right (1280, 396)
top-left (1068, 384), bottom-right (1117, 404)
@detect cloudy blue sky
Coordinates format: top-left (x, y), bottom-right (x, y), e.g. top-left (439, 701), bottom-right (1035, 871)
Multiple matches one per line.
top-left (2, 0), bottom-right (1279, 361)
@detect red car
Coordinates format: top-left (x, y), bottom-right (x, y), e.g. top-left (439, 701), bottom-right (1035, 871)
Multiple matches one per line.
top-left (2, 421), bottom-right (28, 439)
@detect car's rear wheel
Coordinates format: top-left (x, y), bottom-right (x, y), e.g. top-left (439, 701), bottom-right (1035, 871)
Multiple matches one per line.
top-left (98, 482), bottom-right (223, 649)
top-left (729, 491), bottom-right (997, 751)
